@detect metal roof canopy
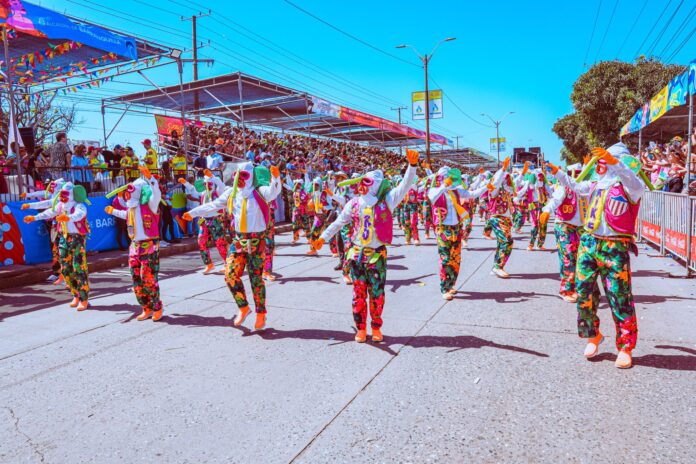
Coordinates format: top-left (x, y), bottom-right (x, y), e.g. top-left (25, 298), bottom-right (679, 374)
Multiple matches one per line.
top-left (428, 148), bottom-right (497, 166)
top-left (104, 72), bottom-right (433, 147)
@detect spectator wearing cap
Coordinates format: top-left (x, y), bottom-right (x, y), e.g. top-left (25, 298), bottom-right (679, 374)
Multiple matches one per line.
top-left (207, 145), bottom-right (224, 170)
top-left (142, 138), bottom-right (159, 172)
top-left (70, 144), bottom-right (93, 193)
top-left (192, 149), bottom-right (208, 178)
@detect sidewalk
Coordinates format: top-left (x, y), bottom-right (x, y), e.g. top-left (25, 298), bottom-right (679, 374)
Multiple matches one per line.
top-left (0, 223), bottom-right (292, 290)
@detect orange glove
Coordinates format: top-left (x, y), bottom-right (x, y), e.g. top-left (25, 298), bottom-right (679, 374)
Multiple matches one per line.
top-left (487, 183), bottom-right (495, 192)
top-left (502, 157), bottom-right (511, 170)
top-left (23, 215), bottom-right (36, 224)
top-left (591, 147), bottom-right (618, 165)
top-left (583, 155), bottom-right (591, 165)
top-left (56, 213), bottom-right (70, 223)
top-left (139, 165), bottom-right (152, 179)
top-left (270, 166), bottom-right (280, 178)
top-left (479, 167), bottom-right (485, 174)
top-left (444, 177), bottom-right (453, 187)
top-left (546, 162), bottom-right (559, 175)
top-left (182, 212), bottom-right (193, 221)
top-left (314, 237), bottom-right (325, 250)
top-left (539, 211), bottom-right (550, 225)
top-left (19, 192), bottom-right (26, 199)
top-left (21, 203), bottom-right (30, 210)
top-left (521, 161), bottom-right (530, 176)
top-left (104, 206), bottom-right (114, 215)
top-left (405, 149), bottom-right (419, 166)
top-left (203, 168), bottom-right (213, 178)
top-left (177, 178), bottom-right (187, 185)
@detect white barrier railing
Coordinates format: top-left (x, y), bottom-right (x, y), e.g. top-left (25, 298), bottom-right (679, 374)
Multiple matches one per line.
top-left (638, 190), bottom-right (695, 275)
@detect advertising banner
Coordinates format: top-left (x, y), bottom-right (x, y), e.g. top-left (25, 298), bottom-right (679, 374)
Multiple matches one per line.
top-left (0, 1), bottom-right (138, 59)
top-left (489, 137), bottom-right (506, 152)
top-left (154, 114), bottom-right (204, 137)
top-left (412, 90), bottom-right (443, 120)
top-left (1, 195), bottom-right (120, 266)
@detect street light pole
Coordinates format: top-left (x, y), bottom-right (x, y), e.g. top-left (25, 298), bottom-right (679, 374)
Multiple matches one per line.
top-left (396, 37), bottom-right (456, 167)
top-left (481, 111), bottom-right (515, 168)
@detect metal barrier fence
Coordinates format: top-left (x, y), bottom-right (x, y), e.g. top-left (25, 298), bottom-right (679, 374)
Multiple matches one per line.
top-left (0, 166), bottom-right (225, 203)
top-left (638, 190), bottom-right (695, 275)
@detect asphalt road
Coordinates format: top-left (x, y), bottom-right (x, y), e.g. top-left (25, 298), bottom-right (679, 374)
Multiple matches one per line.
top-left (1, 219), bottom-right (695, 464)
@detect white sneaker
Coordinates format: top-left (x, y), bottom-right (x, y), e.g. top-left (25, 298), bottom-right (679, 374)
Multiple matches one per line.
top-left (46, 275), bottom-right (59, 282)
top-left (442, 293), bottom-right (454, 301)
top-left (491, 268), bottom-right (510, 279)
top-left (583, 334), bottom-right (604, 358)
top-left (160, 242), bottom-right (170, 248)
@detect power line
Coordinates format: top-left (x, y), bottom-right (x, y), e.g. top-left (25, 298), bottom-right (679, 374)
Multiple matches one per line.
top-left (616, 0), bottom-right (648, 57)
top-left (634, 0), bottom-right (674, 58)
top-left (583, 0), bottom-right (603, 67)
top-left (666, 25), bottom-right (696, 61)
top-left (594, 0), bottom-right (620, 63)
top-left (646, 0), bottom-right (685, 56)
top-left (658, 4), bottom-right (696, 58)
top-left (428, 76), bottom-right (493, 128)
top-left (282, 0), bottom-right (420, 68)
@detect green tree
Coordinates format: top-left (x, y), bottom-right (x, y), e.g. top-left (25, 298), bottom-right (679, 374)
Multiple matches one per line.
top-left (553, 57), bottom-right (684, 163)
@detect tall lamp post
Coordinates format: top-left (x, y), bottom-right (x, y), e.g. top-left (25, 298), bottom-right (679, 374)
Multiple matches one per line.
top-left (396, 37), bottom-right (456, 166)
top-left (481, 111), bottom-right (515, 167)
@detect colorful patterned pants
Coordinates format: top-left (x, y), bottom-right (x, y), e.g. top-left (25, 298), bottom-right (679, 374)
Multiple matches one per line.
top-left (128, 240), bottom-right (162, 313)
top-left (310, 213), bottom-right (327, 243)
top-left (461, 203), bottom-right (473, 240)
top-left (58, 234), bottom-right (89, 301)
top-left (226, 231), bottom-right (267, 313)
top-left (436, 224), bottom-right (463, 294)
top-left (198, 216), bottom-right (228, 266)
top-left (403, 203), bottom-right (420, 242)
top-left (348, 246), bottom-right (387, 330)
top-left (51, 230), bottom-right (61, 276)
top-left (292, 209), bottom-right (309, 241)
top-left (555, 222), bottom-right (582, 296)
top-left (575, 234), bottom-right (637, 351)
top-left (483, 219), bottom-right (492, 237)
top-left (489, 216), bottom-right (513, 270)
top-left (422, 202), bottom-right (433, 235)
top-left (528, 205), bottom-right (547, 247)
top-left (265, 215), bottom-right (276, 273)
top-left (512, 203), bottom-right (527, 231)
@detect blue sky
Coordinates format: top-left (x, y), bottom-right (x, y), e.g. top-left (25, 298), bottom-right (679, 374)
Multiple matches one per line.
top-left (36, 0), bottom-right (696, 163)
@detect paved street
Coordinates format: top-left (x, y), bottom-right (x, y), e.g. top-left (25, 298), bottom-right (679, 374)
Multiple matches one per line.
top-left (1, 220), bottom-right (696, 464)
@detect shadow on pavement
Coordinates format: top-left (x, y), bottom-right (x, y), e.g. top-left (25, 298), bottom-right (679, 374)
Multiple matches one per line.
top-left (509, 273), bottom-right (559, 280)
top-left (633, 294), bottom-right (696, 304)
top-left (276, 275), bottom-right (340, 285)
top-left (588, 345), bottom-right (696, 371)
top-left (388, 273), bottom-right (435, 293)
top-left (454, 291), bottom-right (557, 303)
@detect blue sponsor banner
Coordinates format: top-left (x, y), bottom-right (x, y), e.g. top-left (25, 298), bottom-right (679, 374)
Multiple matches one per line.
top-left (1, 1), bottom-right (138, 60)
top-left (4, 195), bottom-right (120, 265)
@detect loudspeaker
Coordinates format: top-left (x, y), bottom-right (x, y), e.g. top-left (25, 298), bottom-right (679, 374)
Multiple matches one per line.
top-left (18, 127), bottom-right (36, 154)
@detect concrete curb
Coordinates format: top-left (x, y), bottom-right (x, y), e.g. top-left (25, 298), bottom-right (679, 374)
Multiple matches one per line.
top-left (0, 223), bottom-right (293, 290)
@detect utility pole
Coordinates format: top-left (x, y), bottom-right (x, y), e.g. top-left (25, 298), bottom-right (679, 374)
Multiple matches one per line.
top-left (481, 112), bottom-right (515, 168)
top-left (453, 136), bottom-right (462, 150)
top-left (391, 106), bottom-right (407, 156)
top-left (182, 10), bottom-right (212, 118)
top-left (396, 37), bottom-right (456, 166)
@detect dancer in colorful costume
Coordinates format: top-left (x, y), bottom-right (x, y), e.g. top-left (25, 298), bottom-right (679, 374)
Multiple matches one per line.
top-left (419, 182), bottom-right (433, 239)
top-left (285, 176), bottom-right (310, 244)
top-left (540, 163), bottom-right (586, 303)
top-left (511, 164), bottom-right (529, 232)
top-left (519, 168), bottom-right (552, 250)
top-left (105, 167), bottom-right (164, 321)
top-left (314, 150), bottom-right (419, 343)
top-left (179, 170), bottom-right (228, 274)
top-left (24, 182), bottom-right (91, 310)
top-left (184, 162), bottom-right (282, 330)
top-left (549, 143), bottom-right (649, 369)
top-left (306, 176), bottom-right (333, 256)
top-left (403, 181), bottom-right (421, 245)
top-left (21, 178), bottom-right (67, 284)
top-left (483, 158), bottom-right (516, 278)
top-left (428, 165), bottom-right (492, 300)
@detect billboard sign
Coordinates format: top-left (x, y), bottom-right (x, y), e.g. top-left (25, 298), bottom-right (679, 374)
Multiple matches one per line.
top-left (412, 90), bottom-right (443, 120)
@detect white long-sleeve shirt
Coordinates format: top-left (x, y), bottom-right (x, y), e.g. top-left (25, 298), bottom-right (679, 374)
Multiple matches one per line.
top-left (320, 165), bottom-right (416, 247)
top-left (428, 182), bottom-right (489, 226)
top-left (554, 162), bottom-right (645, 238)
top-left (35, 201), bottom-right (87, 235)
top-left (188, 176), bottom-right (281, 233)
top-left (109, 176), bottom-right (162, 242)
top-left (542, 185), bottom-right (584, 227)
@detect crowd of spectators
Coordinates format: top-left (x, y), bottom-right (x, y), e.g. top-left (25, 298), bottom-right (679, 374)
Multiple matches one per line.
top-left (638, 129), bottom-right (696, 194)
